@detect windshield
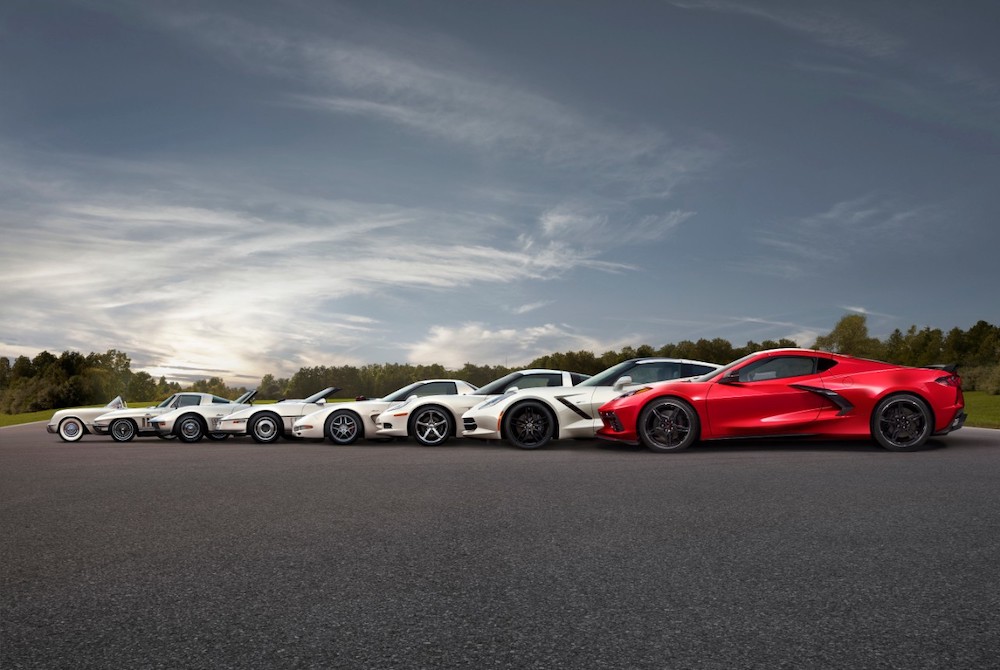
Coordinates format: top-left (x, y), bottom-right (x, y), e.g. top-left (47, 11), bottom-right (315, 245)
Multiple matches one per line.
top-left (382, 381), bottom-right (428, 402)
top-left (303, 387), bottom-right (337, 403)
top-left (156, 394), bottom-right (178, 408)
top-left (693, 352), bottom-right (758, 382)
top-left (474, 372), bottom-right (531, 396)
top-left (578, 360), bottom-right (639, 387)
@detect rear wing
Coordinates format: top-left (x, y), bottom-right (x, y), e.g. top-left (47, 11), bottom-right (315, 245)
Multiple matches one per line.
top-left (925, 364), bottom-right (958, 373)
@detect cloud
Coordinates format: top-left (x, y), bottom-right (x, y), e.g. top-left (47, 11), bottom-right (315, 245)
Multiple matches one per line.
top-left (670, 1), bottom-right (904, 59)
top-left (405, 323), bottom-right (622, 368)
top-left (156, 8), bottom-right (719, 204)
top-left (737, 194), bottom-right (931, 279)
top-left (509, 302), bottom-right (552, 316)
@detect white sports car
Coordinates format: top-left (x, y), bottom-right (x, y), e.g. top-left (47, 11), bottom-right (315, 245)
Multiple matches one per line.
top-left (375, 369), bottom-right (590, 446)
top-left (291, 379), bottom-right (479, 445)
top-left (148, 390), bottom-right (258, 443)
top-left (215, 387), bottom-right (341, 443)
top-left (92, 391), bottom-right (255, 442)
top-left (46, 396), bottom-right (127, 442)
top-left (461, 358), bottom-right (721, 449)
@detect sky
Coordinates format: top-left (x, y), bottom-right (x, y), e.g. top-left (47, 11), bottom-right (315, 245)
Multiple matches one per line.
top-left (1, 0), bottom-right (998, 386)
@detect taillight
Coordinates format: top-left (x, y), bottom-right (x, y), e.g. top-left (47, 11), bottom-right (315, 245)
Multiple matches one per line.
top-left (935, 374), bottom-right (962, 389)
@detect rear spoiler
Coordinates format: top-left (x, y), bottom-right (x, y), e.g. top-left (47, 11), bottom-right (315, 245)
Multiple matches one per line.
top-left (925, 363), bottom-right (958, 373)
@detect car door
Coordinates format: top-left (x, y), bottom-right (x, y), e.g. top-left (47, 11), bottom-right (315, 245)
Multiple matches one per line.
top-left (704, 355), bottom-right (828, 438)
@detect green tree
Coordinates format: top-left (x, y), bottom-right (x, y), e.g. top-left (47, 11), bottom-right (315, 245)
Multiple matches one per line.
top-left (814, 314), bottom-right (883, 358)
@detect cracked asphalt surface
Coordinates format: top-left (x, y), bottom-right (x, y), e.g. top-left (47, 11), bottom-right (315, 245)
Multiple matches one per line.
top-left (2, 424), bottom-right (999, 669)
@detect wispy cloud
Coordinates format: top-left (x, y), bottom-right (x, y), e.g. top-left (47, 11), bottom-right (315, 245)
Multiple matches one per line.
top-left (738, 194), bottom-right (931, 279)
top-left (670, 1), bottom-right (904, 59)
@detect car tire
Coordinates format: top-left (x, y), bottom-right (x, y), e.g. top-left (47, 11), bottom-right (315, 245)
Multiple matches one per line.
top-left (411, 406), bottom-right (453, 446)
top-left (872, 393), bottom-right (932, 451)
top-left (503, 401), bottom-right (555, 450)
top-left (638, 398), bottom-right (699, 453)
top-left (58, 417), bottom-right (85, 442)
top-left (110, 418), bottom-right (137, 443)
top-left (326, 410), bottom-right (362, 445)
top-left (176, 414), bottom-right (206, 443)
top-left (249, 412), bottom-right (282, 444)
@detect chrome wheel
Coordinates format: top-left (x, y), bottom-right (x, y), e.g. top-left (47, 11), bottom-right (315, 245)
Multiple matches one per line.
top-left (326, 411), bottom-right (362, 445)
top-left (250, 413), bottom-right (281, 444)
top-left (58, 417), bottom-right (84, 442)
top-left (412, 407), bottom-right (452, 446)
top-left (177, 415), bottom-right (205, 443)
top-left (110, 418), bottom-right (137, 443)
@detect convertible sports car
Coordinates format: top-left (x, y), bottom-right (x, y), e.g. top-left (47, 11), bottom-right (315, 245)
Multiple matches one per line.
top-left (596, 348), bottom-right (966, 452)
top-left (148, 390), bottom-right (258, 443)
top-left (291, 379), bottom-right (479, 445)
top-left (93, 391), bottom-right (256, 442)
top-left (376, 369), bottom-right (590, 446)
top-left (461, 358), bottom-right (720, 449)
top-left (215, 387), bottom-right (341, 443)
top-left (46, 395), bottom-right (126, 442)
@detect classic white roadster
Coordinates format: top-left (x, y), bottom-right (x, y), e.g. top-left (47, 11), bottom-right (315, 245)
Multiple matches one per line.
top-left (374, 369), bottom-right (590, 446)
top-left (461, 358), bottom-right (720, 449)
top-left (292, 379), bottom-right (479, 445)
top-left (46, 396), bottom-right (127, 442)
top-left (148, 390), bottom-right (258, 443)
top-left (93, 391), bottom-right (256, 442)
top-left (215, 387), bottom-right (341, 443)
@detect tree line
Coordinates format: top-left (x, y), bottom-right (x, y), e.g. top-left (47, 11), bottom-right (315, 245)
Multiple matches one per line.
top-left (2, 315), bottom-right (997, 414)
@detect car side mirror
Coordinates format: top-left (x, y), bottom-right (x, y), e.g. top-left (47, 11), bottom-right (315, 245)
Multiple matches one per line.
top-left (718, 371), bottom-right (741, 385)
top-left (505, 386), bottom-right (519, 394)
top-left (317, 399), bottom-right (326, 406)
top-left (613, 376), bottom-right (633, 392)
top-left (355, 395), bottom-right (367, 402)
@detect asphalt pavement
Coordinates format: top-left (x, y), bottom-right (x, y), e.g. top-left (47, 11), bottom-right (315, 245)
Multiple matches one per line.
top-left (2, 424), bottom-right (999, 669)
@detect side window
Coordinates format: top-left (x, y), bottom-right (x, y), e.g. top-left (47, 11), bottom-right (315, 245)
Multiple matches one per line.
top-left (630, 363), bottom-right (682, 384)
top-left (738, 356), bottom-right (817, 382)
top-left (414, 381), bottom-right (458, 396)
top-left (512, 374), bottom-right (564, 390)
top-left (683, 363), bottom-right (718, 377)
top-left (179, 395), bottom-right (202, 407)
top-left (817, 358), bottom-right (838, 373)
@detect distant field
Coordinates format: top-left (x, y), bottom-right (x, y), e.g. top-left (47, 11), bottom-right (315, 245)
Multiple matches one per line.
top-left (5, 393), bottom-right (998, 430)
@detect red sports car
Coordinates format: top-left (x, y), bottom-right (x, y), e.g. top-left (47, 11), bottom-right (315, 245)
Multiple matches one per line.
top-left (597, 348), bottom-right (966, 452)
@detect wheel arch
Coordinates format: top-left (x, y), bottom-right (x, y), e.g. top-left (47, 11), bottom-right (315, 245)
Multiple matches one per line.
top-left (870, 390), bottom-right (936, 432)
top-left (252, 409), bottom-right (285, 434)
top-left (174, 412), bottom-right (207, 435)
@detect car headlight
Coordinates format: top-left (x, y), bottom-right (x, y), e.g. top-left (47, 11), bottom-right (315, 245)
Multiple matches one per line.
top-left (617, 386), bottom-right (653, 398)
top-left (385, 398), bottom-right (414, 412)
top-left (473, 395), bottom-right (507, 410)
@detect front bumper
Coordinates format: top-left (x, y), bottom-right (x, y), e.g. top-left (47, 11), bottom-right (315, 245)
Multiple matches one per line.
top-left (45, 424), bottom-right (58, 434)
top-left (375, 423), bottom-right (408, 438)
top-left (461, 416), bottom-right (501, 440)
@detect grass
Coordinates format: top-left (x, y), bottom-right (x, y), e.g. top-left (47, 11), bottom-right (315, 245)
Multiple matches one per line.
top-left (962, 391), bottom-right (1000, 429)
